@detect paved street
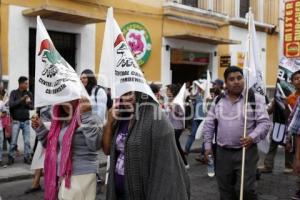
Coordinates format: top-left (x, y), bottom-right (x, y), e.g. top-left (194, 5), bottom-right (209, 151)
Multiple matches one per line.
top-left (188, 149), bottom-right (298, 200)
top-left (0, 130), bottom-right (298, 200)
top-left (0, 150), bottom-right (297, 200)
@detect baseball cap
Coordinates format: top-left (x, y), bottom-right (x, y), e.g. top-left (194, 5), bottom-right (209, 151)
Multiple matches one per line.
top-left (212, 79), bottom-right (224, 86)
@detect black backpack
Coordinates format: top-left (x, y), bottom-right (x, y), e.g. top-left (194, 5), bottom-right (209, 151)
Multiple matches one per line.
top-left (94, 85), bottom-right (113, 109)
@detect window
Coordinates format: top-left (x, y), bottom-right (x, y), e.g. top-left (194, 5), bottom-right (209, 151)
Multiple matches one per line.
top-left (213, 0), bottom-right (224, 13)
top-left (182, 0), bottom-right (198, 8)
top-left (29, 28), bottom-right (76, 96)
top-left (240, 0), bottom-right (250, 18)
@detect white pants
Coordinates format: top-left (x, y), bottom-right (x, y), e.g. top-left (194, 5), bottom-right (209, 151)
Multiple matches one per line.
top-left (58, 173), bottom-right (96, 200)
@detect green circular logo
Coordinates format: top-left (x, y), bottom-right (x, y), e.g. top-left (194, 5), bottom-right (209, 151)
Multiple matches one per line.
top-left (121, 22), bottom-right (152, 66)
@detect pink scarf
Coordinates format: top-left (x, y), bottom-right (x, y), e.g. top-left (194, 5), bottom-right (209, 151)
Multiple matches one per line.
top-left (44, 103), bottom-right (80, 200)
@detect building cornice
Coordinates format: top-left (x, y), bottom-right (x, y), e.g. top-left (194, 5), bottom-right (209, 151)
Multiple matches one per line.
top-left (163, 2), bottom-right (277, 34)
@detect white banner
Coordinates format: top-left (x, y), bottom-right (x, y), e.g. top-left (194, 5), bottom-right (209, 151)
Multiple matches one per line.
top-left (203, 70), bottom-right (212, 113)
top-left (34, 16), bottom-right (88, 108)
top-left (272, 56), bottom-right (300, 144)
top-left (172, 83), bottom-right (186, 114)
top-left (98, 7), bottom-right (157, 102)
top-left (243, 10), bottom-right (265, 96)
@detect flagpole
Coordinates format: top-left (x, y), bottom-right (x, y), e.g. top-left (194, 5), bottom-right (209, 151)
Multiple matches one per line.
top-left (240, 75), bottom-right (249, 200)
top-left (240, 7), bottom-right (252, 200)
top-left (277, 83), bottom-right (293, 112)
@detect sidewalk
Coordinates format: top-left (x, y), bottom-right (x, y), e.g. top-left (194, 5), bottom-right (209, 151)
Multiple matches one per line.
top-left (0, 123), bottom-right (108, 183)
top-left (0, 153), bottom-right (34, 183)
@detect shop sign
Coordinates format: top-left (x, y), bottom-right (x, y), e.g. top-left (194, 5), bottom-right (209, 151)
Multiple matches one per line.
top-left (171, 49), bottom-right (210, 65)
top-left (284, 0), bottom-right (300, 58)
top-left (121, 22), bottom-right (152, 66)
top-left (220, 55), bottom-right (231, 68)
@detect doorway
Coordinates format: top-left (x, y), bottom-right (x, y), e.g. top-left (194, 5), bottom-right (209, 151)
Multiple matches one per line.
top-left (170, 49), bottom-right (210, 84)
top-left (171, 64), bottom-right (208, 84)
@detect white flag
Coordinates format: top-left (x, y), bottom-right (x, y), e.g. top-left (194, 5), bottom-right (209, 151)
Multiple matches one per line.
top-left (192, 79), bottom-right (206, 96)
top-left (172, 83), bottom-right (186, 114)
top-left (35, 16), bottom-right (88, 108)
top-left (203, 70), bottom-right (212, 113)
top-left (98, 7), bottom-right (157, 102)
top-left (243, 10), bottom-right (265, 96)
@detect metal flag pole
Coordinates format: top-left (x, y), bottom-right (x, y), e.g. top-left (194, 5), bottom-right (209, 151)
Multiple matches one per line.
top-left (239, 7), bottom-right (252, 200)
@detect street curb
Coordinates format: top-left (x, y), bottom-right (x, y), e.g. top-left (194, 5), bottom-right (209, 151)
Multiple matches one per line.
top-left (0, 174), bottom-right (34, 184)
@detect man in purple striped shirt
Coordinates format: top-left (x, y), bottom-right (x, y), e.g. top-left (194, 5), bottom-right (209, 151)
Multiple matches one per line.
top-left (203, 66), bottom-right (271, 200)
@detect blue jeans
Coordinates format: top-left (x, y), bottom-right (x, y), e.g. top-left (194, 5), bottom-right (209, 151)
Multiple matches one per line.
top-left (0, 129), bottom-right (3, 161)
top-left (185, 119), bottom-right (202, 153)
top-left (9, 120), bottom-right (31, 159)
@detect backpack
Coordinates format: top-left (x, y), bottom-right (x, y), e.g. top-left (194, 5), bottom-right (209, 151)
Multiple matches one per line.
top-left (94, 85), bottom-right (113, 109)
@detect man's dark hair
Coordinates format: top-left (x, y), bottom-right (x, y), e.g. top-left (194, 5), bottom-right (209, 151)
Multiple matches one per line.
top-left (150, 83), bottom-right (160, 94)
top-left (81, 69), bottom-right (97, 96)
top-left (18, 76), bottom-right (28, 84)
top-left (167, 84), bottom-right (181, 97)
top-left (291, 70), bottom-right (300, 81)
top-left (224, 66), bottom-right (243, 80)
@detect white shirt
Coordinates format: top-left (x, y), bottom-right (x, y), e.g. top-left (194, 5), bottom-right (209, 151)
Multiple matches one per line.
top-left (90, 86), bottom-right (107, 124)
